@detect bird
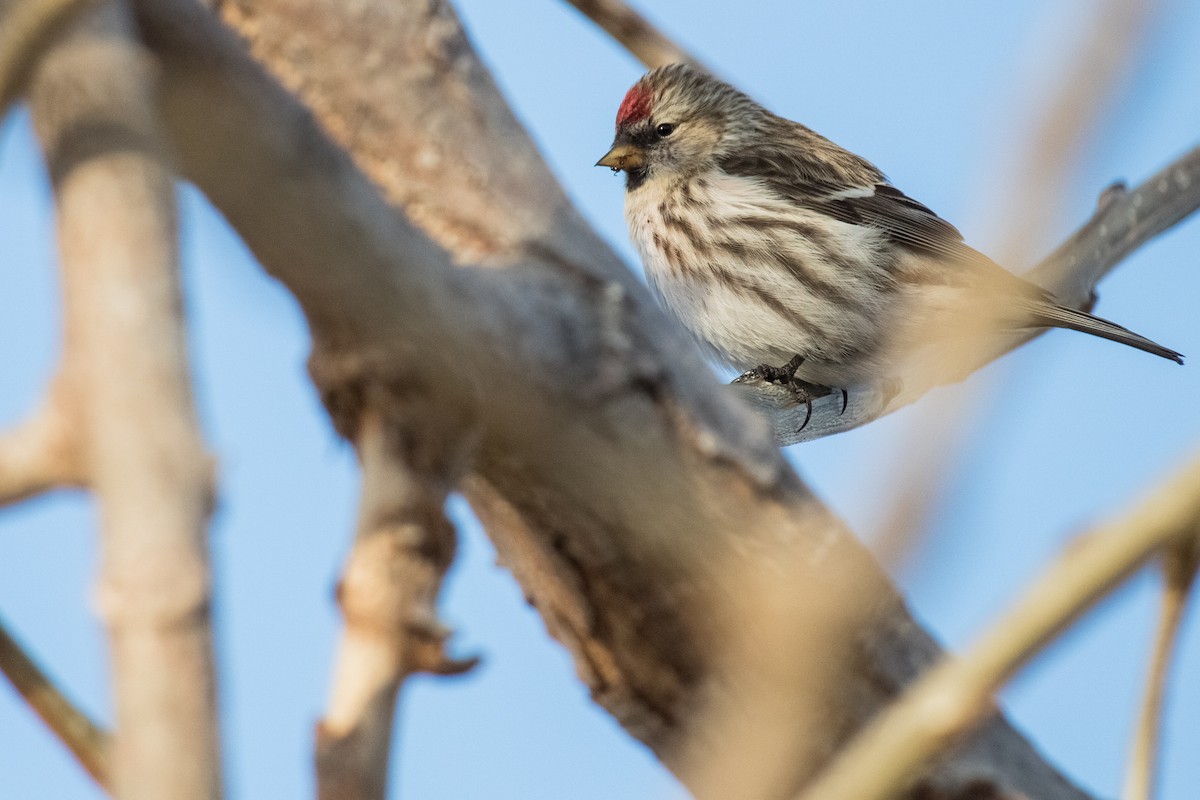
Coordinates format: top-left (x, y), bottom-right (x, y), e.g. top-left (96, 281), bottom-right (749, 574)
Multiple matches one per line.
top-left (596, 64), bottom-right (1182, 425)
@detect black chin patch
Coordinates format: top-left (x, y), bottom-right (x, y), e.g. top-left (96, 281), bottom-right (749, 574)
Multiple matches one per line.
top-left (625, 166), bottom-right (648, 191)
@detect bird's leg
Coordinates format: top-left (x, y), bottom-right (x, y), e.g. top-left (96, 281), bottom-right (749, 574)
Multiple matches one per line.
top-left (734, 355), bottom-right (853, 431)
top-left (746, 353), bottom-right (805, 385)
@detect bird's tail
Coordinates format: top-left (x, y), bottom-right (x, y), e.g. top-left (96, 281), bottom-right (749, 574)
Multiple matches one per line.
top-left (1023, 302), bottom-right (1184, 364)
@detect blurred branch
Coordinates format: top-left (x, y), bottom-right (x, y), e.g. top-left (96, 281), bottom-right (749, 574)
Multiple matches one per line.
top-left (797, 453), bottom-right (1200, 800)
top-left (560, 0), bottom-right (701, 69)
top-left (0, 0), bottom-right (103, 118)
top-left (744, 145), bottom-right (1200, 444)
top-left (1005, 0), bottom-right (1162, 265)
top-left (676, 545), bottom-right (882, 799)
top-left (314, 374), bottom-right (478, 800)
top-left (1123, 532), bottom-right (1200, 800)
top-left (0, 615), bottom-right (110, 789)
top-left (0, 379), bottom-right (84, 505)
top-left (26, 3), bottom-right (223, 798)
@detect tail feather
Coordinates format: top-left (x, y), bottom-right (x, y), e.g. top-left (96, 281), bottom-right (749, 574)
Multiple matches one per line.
top-left (1024, 302), bottom-right (1184, 364)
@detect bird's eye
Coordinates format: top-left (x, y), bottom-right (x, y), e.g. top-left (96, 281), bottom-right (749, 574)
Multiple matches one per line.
top-left (656, 123), bottom-right (676, 138)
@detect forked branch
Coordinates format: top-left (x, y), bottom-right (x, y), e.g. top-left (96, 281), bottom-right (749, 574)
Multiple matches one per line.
top-left (314, 364), bottom-right (478, 800)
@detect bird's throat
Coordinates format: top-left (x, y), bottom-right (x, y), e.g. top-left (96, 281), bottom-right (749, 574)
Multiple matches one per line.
top-left (624, 166), bottom-right (648, 192)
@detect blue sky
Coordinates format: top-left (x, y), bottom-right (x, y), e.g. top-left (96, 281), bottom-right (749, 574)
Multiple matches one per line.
top-left (2, 1), bottom-right (1199, 798)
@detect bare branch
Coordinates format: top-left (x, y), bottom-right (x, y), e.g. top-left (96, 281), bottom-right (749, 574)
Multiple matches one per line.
top-left (0, 615), bottom-right (110, 789)
top-left (314, 368), bottom-right (478, 800)
top-left (1123, 532), bottom-right (1200, 800)
top-left (0, 0), bottom-right (105, 117)
top-left (0, 379), bottom-right (84, 505)
top-left (26, 3), bottom-right (222, 798)
top-left (561, 0), bottom-right (702, 69)
top-left (797, 454), bottom-right (1200, 800)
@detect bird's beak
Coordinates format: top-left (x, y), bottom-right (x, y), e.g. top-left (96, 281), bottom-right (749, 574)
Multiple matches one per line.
top-left (596, 143), bottom-right (645, 171)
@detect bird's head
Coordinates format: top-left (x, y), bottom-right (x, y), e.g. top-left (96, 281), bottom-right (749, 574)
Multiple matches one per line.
top-left (597, 64), bottom-right (755, 189)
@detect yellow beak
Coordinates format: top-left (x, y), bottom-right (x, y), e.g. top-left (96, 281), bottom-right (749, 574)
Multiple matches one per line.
top-left (596, 143), bottom-right (646, 171)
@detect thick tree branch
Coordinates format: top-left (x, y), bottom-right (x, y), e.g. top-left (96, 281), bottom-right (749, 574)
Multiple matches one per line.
top-left (124, 1), bottom-right (1189, 797)
top-left (560, 0), bottom-right (702, 69)
top-left (26, 3), bottom-right (222, 798)
top-left (797, 454), bottom-right (1200, 800)
top-left (0, 616), bottom-right (110, 789)
top-left (314, 368), bottom-right (478, 800)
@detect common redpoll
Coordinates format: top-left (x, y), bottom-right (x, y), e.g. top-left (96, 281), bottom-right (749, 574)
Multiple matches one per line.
top-left (597, 64), bottom-right (1182, 417)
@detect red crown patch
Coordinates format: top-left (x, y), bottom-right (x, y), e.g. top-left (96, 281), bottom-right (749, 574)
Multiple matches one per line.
top-left (616, 85), bottom-right (653, 127)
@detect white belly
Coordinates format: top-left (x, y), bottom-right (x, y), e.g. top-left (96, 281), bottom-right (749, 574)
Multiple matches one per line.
top-left (625, 171), bottom-right (897, 386)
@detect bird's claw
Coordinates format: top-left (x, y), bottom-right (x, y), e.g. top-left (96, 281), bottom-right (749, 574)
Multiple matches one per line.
top-left (739, 355), bottom-right (852, 433)
top-left (788, 382), bottom-right (815, 431)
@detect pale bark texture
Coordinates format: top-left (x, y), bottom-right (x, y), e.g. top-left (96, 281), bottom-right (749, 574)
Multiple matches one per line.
top-left (23, 2), bottom-right (222, 798)
top-left (125, 1), bottom-right (1138, 797)
top-left (315, 381), bottom-right (478, 800)
top-left (0, 379), bottom-right (83, 504)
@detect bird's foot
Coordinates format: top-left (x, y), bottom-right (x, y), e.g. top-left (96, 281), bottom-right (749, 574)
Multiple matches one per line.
top-left (737, 355), bottom-right (846, 431)
top-left (742, 353), bottom-right (805, 385)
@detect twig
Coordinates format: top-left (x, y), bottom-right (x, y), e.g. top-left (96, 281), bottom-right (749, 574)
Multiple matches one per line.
top-left (27, 3), bottom-right (222, 798)
top-left (560, 0), bottom-right (702, 69)
top-left (795, 453), bottom-right (1200, 800)
top-left (314, 372), bottom-right (478, 800)
top-left (1122, 532), bottom-right (1200, 800)
top-left (0, 0), bottom-right (105, 118)
top-left (0, 615), bottom-right (110, 789)
top-left (0, 380), bottom-right (83, 505)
